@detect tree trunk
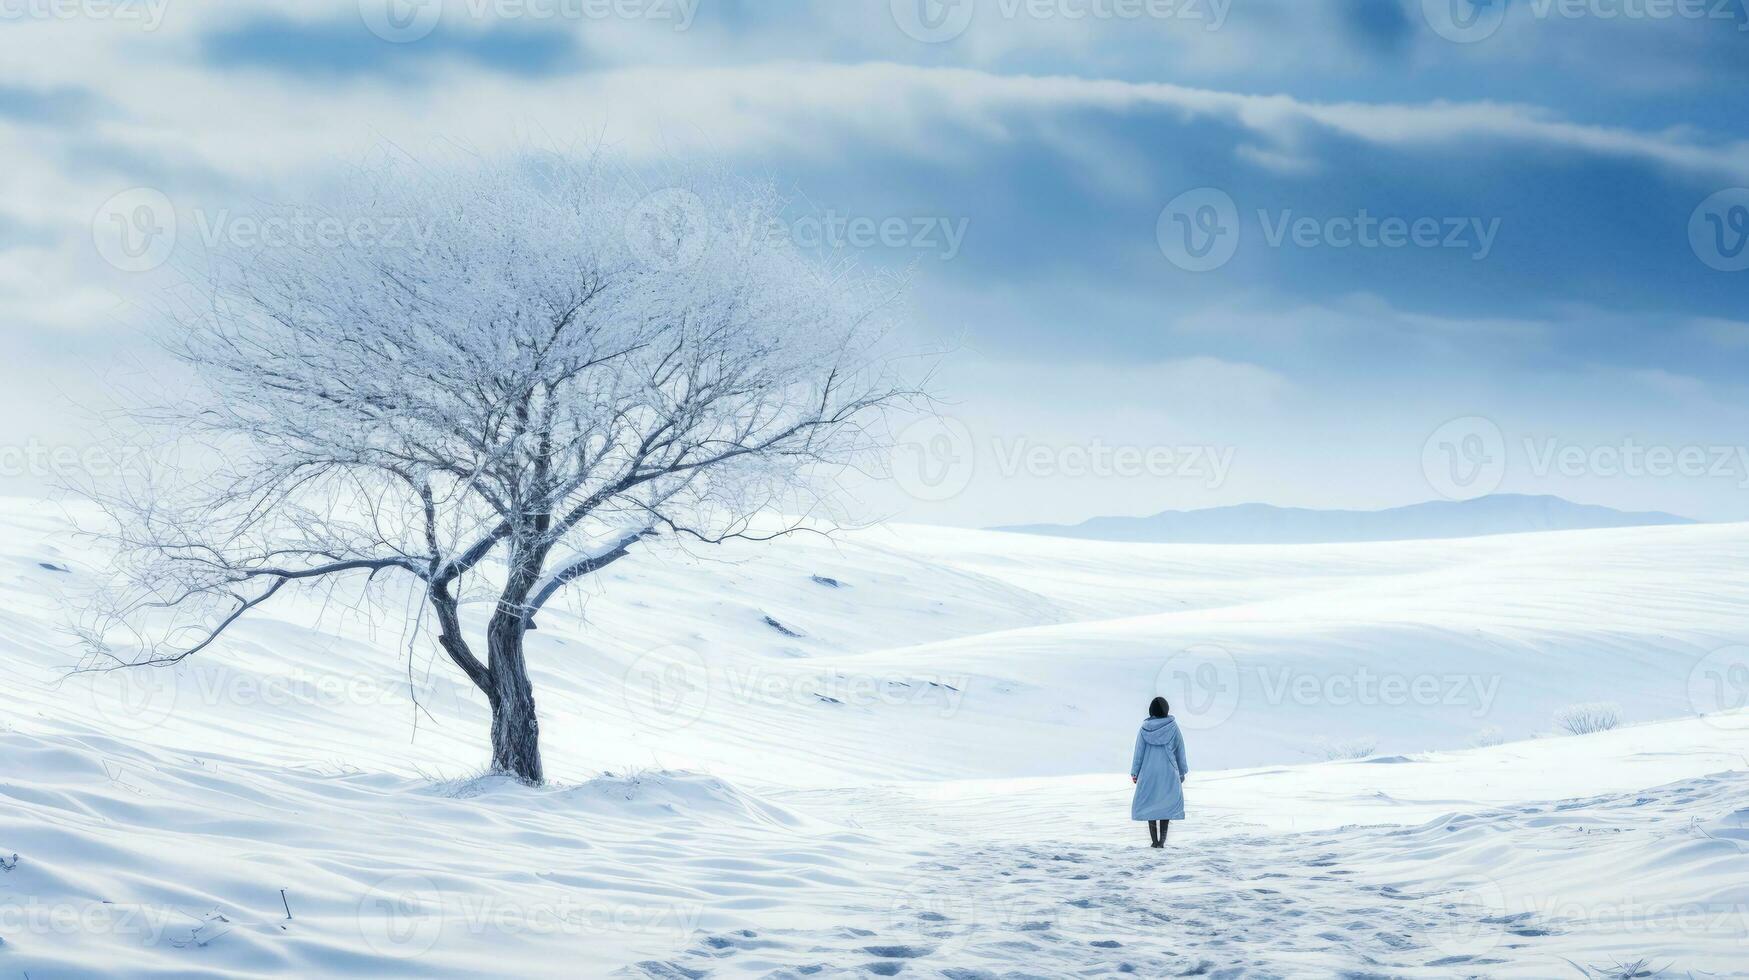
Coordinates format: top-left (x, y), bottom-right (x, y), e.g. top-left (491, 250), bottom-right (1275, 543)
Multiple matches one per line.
top-left (487, 614), bottom-right (543, 784)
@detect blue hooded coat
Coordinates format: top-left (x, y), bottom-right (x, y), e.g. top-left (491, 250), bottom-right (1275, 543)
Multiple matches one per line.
top-left (1130, 716), bottom-right (1188, 821)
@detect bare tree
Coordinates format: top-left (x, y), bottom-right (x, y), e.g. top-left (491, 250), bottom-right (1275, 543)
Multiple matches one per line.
top-left (78, 152), bottom-right (918, 784)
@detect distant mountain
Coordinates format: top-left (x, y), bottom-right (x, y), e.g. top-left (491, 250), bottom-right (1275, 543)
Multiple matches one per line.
top-left (992, 494), bottom-right (1696, 545)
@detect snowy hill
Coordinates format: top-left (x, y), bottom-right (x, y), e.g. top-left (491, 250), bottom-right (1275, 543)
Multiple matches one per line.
top-left (2, 497), bottom-right (1747, 975)
top-left (6, 707), bottom-right (1747, 976)
top-left (7, 498), bottom-right (1743, 782)
top-left (993, 493), bottom-right (1696, 544)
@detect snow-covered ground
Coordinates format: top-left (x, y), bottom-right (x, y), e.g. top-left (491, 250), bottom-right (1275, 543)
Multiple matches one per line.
top-left (3, 498), bottom-right (1747, 976)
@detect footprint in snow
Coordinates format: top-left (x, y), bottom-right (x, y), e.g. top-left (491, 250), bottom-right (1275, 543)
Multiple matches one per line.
top-left (863, 945), bottom-right (932, 958)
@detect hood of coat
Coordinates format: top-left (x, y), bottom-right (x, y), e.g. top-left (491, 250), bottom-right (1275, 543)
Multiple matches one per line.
top-left (1140, 716), bottom-right (1179, 745)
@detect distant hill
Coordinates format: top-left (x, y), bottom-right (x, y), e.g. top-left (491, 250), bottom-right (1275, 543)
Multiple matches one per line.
top-left (991, 494), bottom-right (1695, 544)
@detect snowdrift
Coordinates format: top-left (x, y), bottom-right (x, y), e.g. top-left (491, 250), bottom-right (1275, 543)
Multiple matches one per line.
top-left (3, 498), bottom-right (1748, 975)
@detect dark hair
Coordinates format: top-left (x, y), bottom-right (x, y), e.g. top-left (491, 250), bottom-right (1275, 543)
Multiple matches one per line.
top-left (1149, 696), bottom-right (1170, 718)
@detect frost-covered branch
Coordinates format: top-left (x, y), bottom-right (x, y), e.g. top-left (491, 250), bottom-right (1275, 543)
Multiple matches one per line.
top-left (523, 527), bottom-right (651, 627)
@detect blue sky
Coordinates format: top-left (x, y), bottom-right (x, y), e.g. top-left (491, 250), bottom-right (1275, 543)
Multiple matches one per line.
top-left (1, 0), bottom-right (1746, 524)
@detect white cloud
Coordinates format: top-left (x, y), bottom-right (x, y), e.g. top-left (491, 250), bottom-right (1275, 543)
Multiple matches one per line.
top-left (1688, 317), bottom-right (1749, 348)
